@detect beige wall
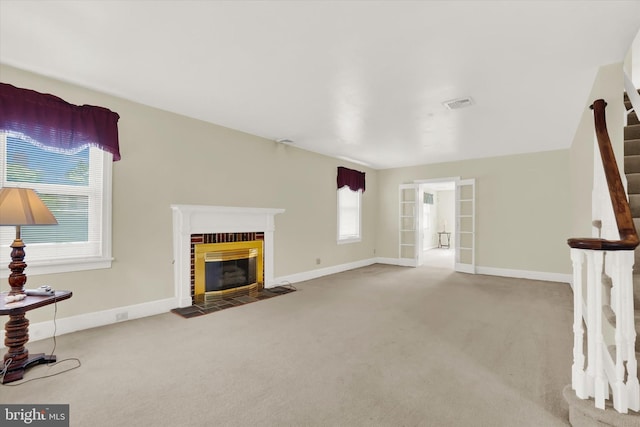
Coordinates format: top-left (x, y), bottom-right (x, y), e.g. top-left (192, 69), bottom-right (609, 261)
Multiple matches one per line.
top-left (377, 150), bottom-right (572, 275)
top-left (0, 64), bottom-right (377, 322)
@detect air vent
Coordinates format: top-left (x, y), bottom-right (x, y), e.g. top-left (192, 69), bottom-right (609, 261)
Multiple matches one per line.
top-left (443, 97), bottom-right (475, 110)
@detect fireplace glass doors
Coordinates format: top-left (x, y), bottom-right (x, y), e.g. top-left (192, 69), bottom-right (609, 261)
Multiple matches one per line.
top-left (194, 240), bottom-right (263, 303)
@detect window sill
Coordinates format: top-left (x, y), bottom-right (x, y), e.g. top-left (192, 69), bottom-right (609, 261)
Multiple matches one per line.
top-left (0, 256), bottom-right (113, 278)
top-left (337, 237), bottom-right (362, 245)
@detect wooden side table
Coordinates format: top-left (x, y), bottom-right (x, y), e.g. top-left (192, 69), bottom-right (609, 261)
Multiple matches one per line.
top-left (0, 290), bottom-right (72, 383)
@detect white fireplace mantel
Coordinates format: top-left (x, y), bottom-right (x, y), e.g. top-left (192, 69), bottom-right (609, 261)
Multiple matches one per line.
top-left (171, 205), bottom-right (285, 307)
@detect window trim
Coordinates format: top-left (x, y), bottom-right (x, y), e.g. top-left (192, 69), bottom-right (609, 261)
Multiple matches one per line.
top-left (337, 186), bottom-right (362, 244)
top-left (0, 133), bottom-right (113, 277)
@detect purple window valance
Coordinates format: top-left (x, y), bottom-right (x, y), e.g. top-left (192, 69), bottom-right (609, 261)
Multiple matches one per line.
top-left (0, 82), bottom-right (121, 161)
top-left (337, 166), bottom-right (366, 192)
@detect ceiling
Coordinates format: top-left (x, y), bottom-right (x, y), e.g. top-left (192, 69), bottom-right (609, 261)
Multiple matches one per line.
top-left (1, 1), bottom-right (639, 170)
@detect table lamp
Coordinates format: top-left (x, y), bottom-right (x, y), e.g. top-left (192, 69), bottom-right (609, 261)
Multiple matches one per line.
top-left (0, 187), bottom-right (58, 296)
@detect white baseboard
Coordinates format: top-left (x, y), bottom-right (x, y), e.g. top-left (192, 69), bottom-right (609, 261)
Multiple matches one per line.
top-left (272, 256), bottom-right (572, 286)
top-left (375, 257), bottom-right (417, 267)
top-left (272, 258), bottom-right (377, 285)
top-left (2, 297), bottom-right (177, 348)
top-left (475, 266), bottom-right (572, 284)
top-left (455, 263), bottom-right (475, 274)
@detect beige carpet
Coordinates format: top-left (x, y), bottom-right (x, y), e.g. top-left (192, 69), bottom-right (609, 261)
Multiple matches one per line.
top-left (1, 264), bottom-right (573, 426)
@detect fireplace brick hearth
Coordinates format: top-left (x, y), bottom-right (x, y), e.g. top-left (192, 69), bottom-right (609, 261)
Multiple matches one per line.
top-left (171, 285), bottom-right (296, 319)
top-left (170, 285), bottom-right (295, 318)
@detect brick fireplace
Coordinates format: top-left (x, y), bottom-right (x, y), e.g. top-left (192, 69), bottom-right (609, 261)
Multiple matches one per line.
top-left (171, 205), bottom-right (285, 308)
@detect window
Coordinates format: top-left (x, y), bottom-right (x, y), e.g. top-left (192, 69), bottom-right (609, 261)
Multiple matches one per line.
top-left (337, 186), bottom-right (361, 243)
top-left (0, 132), bottom-right (113, 276)
top-left (336, 166), bottom-right (365, 244)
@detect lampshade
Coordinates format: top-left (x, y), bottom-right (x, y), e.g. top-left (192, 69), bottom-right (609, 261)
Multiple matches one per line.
top-left (0, 187), bottom-right (58, 226)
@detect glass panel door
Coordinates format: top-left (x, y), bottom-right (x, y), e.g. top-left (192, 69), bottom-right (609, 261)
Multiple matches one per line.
top-left (455, 179), bottom-right (475, 273)
top-left (399, 184), bottom-right (420, 266)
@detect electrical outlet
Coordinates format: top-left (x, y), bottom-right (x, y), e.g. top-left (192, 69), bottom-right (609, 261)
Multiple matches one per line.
top-left (116, 312), bottom-right (128, 322)
top-left (316, 258), bottom-right (321, 265)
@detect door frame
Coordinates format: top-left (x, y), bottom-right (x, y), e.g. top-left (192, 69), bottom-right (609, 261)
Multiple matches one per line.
top-left (410, 177), bottom-right (475, 273)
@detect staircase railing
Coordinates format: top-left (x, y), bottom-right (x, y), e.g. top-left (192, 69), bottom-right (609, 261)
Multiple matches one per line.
top-left (568, 98), bottom-right (640, 413)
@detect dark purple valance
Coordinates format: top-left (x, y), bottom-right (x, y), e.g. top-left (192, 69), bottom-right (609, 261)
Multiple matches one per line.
top-left (337, 166), bottom-right (366, 192)
top-left (0, 82), bottom-right (121, 161)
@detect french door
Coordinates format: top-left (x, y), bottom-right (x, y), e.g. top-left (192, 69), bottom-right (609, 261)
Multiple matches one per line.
top-left (398, 178), bottom-right (475, 273)
top-left (399, 184), bottom-right (420, 266)
top-left (455, 179), bottom-right (476, 273)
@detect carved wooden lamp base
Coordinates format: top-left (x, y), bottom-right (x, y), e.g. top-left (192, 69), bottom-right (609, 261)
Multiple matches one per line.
top-left (8, 230), bottom-right (27, 296)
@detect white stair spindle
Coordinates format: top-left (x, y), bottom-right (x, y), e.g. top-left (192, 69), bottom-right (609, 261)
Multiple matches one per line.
top-left (571, 248), bottom-right (587, 398)
top-left (612, 252), bottom-right (629, 413)
top-left (593, 250), bottom-right (607, 409)
top-left (585, 251), bottom-right (597, 397)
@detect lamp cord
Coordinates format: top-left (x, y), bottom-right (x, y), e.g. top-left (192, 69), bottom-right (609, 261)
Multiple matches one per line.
top-left (0, 297), bottom-right (81, 386)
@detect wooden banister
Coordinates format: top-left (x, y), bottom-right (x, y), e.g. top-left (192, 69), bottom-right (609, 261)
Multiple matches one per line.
top-left (567, 99), bottom-right (639, 251)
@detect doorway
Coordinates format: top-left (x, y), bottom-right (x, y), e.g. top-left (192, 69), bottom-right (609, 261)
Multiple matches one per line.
top-left (398, 177), bottom-right (475, 272)
top-left (419, 180), bottom-right (455, 269)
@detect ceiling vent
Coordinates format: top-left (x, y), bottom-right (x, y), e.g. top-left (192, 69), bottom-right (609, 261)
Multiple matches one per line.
top-left (442, 97), bottom-right (475, 110)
